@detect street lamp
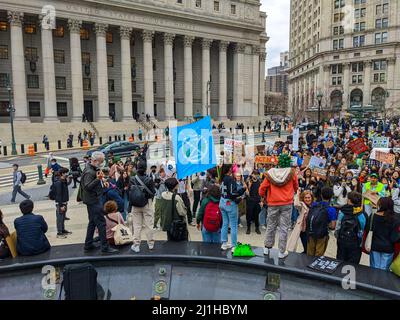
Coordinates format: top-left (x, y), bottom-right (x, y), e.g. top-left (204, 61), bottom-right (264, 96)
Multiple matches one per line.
top-left (206, 80), bottom-right (211, 116)
top-left (6, 75), bottom-right (17, 156)
top-left (316, 92), bottom-right (323, 136)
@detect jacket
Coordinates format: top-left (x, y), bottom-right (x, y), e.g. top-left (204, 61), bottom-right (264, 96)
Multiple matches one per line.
top-left (196, 196), bottom-right (220, 225)
top-left (160, 191), bottom-right (187, 232)
top-left (53, 178), bottom-right (71, 204)
top-left (81, 164), bottom-right (103, 205)
top-left (334, 205), bottom-right (367, 247)
top-left (259, 168), bottom-right (299, 207)
top-left (131, 174), bottom-right (156, 200)
top-left (14, 213), bottom-right (50, 256)
top-left (366, 214), bottom-right (400, 254)
top-left (362, 182), bottom-right (385, 206)
top-left (287, 196), bottom-right (310, 252)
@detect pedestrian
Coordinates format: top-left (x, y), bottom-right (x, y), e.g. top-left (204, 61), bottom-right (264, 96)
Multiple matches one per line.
top-left (81, 151), bottom-right (118, 254)
top-left (50, 167), bottom-right (73, 239)
top-left (244, 170), bottom-right (262, 235)
top-left (153, 167), bottom-right (167, 230)
top-left (177, 178), bottom-right (194, 226)
top-left (0, 209), bottom-right (11, 259)
top-left (69, 157), bottom-right (82, 189)
top-left (11, 164), bottom-right (30, 204)
top-left (191, 172), bottom-right (205, 217)
top-left (42, 135), bottom-right (49, 151)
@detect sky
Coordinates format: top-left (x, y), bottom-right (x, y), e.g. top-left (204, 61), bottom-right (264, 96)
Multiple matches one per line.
top-left (260, 0), bottom-right (290, 70)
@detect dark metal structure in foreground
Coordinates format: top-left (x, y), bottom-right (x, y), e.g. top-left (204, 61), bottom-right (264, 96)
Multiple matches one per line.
top-left (0, 242), bottom-right (399, 300)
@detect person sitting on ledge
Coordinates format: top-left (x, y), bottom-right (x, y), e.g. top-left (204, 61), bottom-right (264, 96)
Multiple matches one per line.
top-left (0, 209), bottom-right (11, 259)
top-left (14, 200), bottom-right (50, 256)
top-left (103, 200), bottom-right (126, 246)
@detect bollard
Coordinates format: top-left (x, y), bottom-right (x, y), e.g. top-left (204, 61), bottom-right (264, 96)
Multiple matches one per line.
top-left (114, 135), bottom-right (118, 141)
top-left (21, 144), bottom-right (25, 154)
top-left (99, 137), bottom-right (103, 145)
top-left (123, 134), bottom-right (126, 141)
top-left (278, 129), bottom-right (281, 139)
top-left (3, 146), bottom-right (7, 156)
top-left (80, 139), bottom-right (83, 147)
top-left (58, 140), bottom-right (62, 149)
top-left (220, 136), bottom-right (224, 145)
top-left (33, 143), bottom-right (38, 152)
top-left (262, 132), bottom-right (266, 143)
top-left (118, 135), bottom-right (122, 141)
top-left (37, 164), bottom-right (46, 185)
top-left (109, 136), bottom-right (112, 142)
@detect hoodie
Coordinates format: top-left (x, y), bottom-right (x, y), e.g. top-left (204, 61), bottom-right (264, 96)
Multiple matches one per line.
top-left (259, 168), bottom-right (299, 207)
top-left (335, 205), bottom-right (367, 246)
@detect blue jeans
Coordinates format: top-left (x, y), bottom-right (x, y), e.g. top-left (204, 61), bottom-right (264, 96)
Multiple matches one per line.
top-left (259, 207), bottom-right (267, 226)
top-left (123, 193), bottom-right (129, 221)
top-left (220, 198), bottom-right (238, 247)
top-left (370, 251), bottom-right (394, 271)
top-left (202, 227), bottom-right (221, 243)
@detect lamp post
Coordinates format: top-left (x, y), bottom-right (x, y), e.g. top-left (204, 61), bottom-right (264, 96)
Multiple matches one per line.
top-left (316, 92), bottom-right (323, 136)
top-left (206, 80), bottom-right (211, 116)
top-left (6, 75), bottom-right (17, 156)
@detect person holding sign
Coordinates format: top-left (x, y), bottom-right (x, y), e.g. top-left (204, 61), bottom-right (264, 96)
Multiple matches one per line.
top-left (362, 173), bottom-right (386, 217)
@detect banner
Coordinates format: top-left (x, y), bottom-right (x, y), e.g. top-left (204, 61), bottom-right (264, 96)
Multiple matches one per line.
top-left (376, 151), bottom-right (395, 165)
top-left (255, 156), bottom-right (279, 165)
top-left (292, 128), bottom-right (300, 151)
top-left (372, 137), bottom-right (389, 148)
top-left (347, 138), bottom-right (369, 154)
top-left (171, 116), bottom-right (216, 179)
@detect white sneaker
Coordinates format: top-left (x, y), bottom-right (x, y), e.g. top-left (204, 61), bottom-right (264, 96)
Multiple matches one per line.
top-left (263, 247), bottom-right (270, 256)
top-left (238, 224), bottom-right (244, 228)
top-left (131, 244), bottom-right (140, 253)
top-left (148, 243), bottom-right (154, 250)
top-left (262, 225), bottom-right (267, 230)
top-left (221, 243), bottom-right (231, 251)
top-left (231, 247), bottom-right (236, 254)
top-left (278, 251), bottom-right (289, 259)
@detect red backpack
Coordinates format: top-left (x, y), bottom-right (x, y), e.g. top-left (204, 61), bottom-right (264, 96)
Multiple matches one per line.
top-left (203, 201), bottom-right (222, 233)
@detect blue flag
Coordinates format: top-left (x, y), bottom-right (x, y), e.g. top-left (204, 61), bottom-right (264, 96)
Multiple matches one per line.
top-left (171, 116), bottom-right (217, 180)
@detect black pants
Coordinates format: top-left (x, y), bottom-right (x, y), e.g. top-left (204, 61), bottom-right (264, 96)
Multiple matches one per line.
top-left (72, 177), bottom-right (80, 188)
top-left (246, 200), bottom-right (260, 228)
top-left (85, 202), bottom-right (108, 250)
top-left (192, 190), bottom-right (202, 216)
top-left (300, 231), bottom-right (308, 253)
top-left (167, 231), bottom-right (188, 242)
top-left (337, 242), bottom-right (362, 264)
top-left (179, 192), bottom-right (192, 222)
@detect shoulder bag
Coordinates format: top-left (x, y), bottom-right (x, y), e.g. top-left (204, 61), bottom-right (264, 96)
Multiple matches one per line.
top-left (106, 214), bottom-right (133, 245)
top-left (169, 194), bottom-right (188, 242)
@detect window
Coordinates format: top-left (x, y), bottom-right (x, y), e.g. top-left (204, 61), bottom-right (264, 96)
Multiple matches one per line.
top-left (132, 80), bottom-right (136, 93)
top-left (333, 39), bottom-right (344, 50)
top-left (231, 4), bottom-right (236, 14)
top-left (57, 102), bottom-right (68, 117)
top-left (332, 76), bottom-right (342, 86)
top-left (80, 28), bottom-right (89, 40)
top-left (153, 82), bottom-right (157, 94)
top-left (373, 60), bottom-right (387, 71)
top-left (54, 50), bottom-right (65, 64)
top-left (106, 32), bottom-right (113, 43)
top-left (24, 23), bottom-right (36, 34)
top-left (195, 0), bottom-right (202, 8)
top-left (334, 0), bottom-right (345, 9)
top-left (383, 3), bottom-right (389, 14)
top-left (0, 45), bottom-right (8, 59)
top-left (374, 73), bottom-right (386, 83)
top-left (55, 77), bottom-right (66, 90)
top-left (108, 79), bottom-right (115, 92)
top-left (153, 59), bottom-right (156, 71)
top-left (375, 32), bottom-right (388, 44)
top-left (29, 102), bottom-right (41, 117)
top-left (53, 26), bottom-right (64, 37)
top-left (107, 55), bottom-right (114, 67)
top-left (214, 1), bottom-right (219, 11)
top-left (331, 64), bottom-right (343, 74)
top-left (352, 62), bottom-right (364, 73)
top-left (177, 0), bottom-right (183, 3)
top-left (352, 75), bottom-right (363, 84)
top-left (0, 101), bottom-right (10, 117)
top-left (0, 73), bottom-right (8, 87)
top-left (0, 21), bottom-right (8, 32)
top-left (353, 35), bottom-right (365, 47)
top-left (82, 52), bottom-right (90, 65)
top-left (27, 75), bottom-right (39, 89)
top-left (83, 78), bottom-right (91, 91)
top-left (25, 47), bottom-right (38, 61)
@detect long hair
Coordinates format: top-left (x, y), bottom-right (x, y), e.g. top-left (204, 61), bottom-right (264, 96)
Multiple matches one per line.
top-left (377, 197), bottom-right (395, 224)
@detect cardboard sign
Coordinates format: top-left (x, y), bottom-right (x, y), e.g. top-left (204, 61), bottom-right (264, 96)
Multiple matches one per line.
top-left (393, 148), bottom-right (400, 154)
top-left (309, 156), bottom-right (327, 169)
top-left (292, 128), bottom-right (300, 151)
top-left (313, 168), bottom-right (328, 179)
top-left (308, 256), bottom-right (342, 274)
top-left (372, 137), bottom-right (389, 148)
top-left (301, 156), bottom-right (311, 168)
top-left (347, 138), bottom-right (369, 154)
top-left (324, 140), bottom-right (334, 149)
top-left (376, 151), bottom-right (395, 165)
top-left (255, 156), bottom-right (278, 165)
top-left (363, 190), bottom-right (380, 206)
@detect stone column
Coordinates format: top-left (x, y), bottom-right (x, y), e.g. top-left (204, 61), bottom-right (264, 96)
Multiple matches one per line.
top-left (259, 49), bottom-right (266, 117)
top-left (387, 58), bottom-right (396, 108)
top-left (252, 45), bottom-right (259, 116)
top-left (202, 39), bottom-right (213, 117)
top-left (7, 11), bottom-right (28, 121)
top-left (363, 60), bottom-right (372, 106)
top-left (41, 19), bottom-right (59, 122)
top-left (94, 23), bottom-right (110, 121)
top-left (68, 19), bottom-right (84, 122)
top-left (323, 65), bottom-right (330, 93)
top-left (164, 33), bottom-right (175, 120)
top-left (309, 74), bottom-right (314, 109)
top-left (342, 63), bottom-right (350, 111)
top-left (183, 36), bottom-right (194, 120)
top-left (233, 43), bottom-right (246, 119)
top-left (218, 41), bottom-right (229, 120)
top-left (120, 26), bottom-right (133, 121)
top-left (142, 30), bottom-right (155, 118)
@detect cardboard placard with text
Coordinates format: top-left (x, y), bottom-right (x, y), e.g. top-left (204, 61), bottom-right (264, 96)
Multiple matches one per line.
top-left (363, 190), bottom-right (380, 206)
top-left (376, 151), bottom-right (395, 165)
top-left (255, 156), bottom-right (279, 165)
top-left (324, 140), bottom-right (334, 149)
top-left (347, 138), bottom-right (369, 154)
top-left (313, 168), bottom-right (328, 179)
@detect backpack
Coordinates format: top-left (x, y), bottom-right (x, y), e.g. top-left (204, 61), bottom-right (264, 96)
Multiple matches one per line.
top-left (306, 203), bottom-right (329, 239)
top-left (48, 184), bottom-right (56, 201)
top-left (337, 214), bottom-right (361, 246)
top-left (168, 194), bottom-right (188, 242)
top-left (20, 171), bottom-right (27, 184)
top-left (129, 176), bottom-right (151, 208)
top-left (203, 201), bottom-right (222, 233)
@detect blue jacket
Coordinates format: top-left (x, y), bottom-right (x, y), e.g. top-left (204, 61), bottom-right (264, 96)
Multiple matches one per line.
top-left (14, 213), bottom-right (51, 256)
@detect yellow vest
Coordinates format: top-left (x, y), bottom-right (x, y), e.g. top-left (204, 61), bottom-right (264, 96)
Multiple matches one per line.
top-left (363, 182), bottom-right (384, 205)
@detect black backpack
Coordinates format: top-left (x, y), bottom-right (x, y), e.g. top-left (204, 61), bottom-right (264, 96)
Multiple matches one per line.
top-left (168, 194), bottom-right (188, 242)
top-left (129, 176), bottom-right (150, 208)
top-left (20, 171), bottom-right (27, 184)
top-left (338, 214), bottom-right (362, 246)
top-left (306, 203), bottom-right (329, 239)
top-left (48, 184), bottom-right (56, 201)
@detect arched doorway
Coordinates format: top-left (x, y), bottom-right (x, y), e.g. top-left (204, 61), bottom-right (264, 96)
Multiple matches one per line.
top-left (350, 89), bottom-right (363, 107)
top-left (371, 87), bottom-right (386, 111)
top-left (330, 90), bottom-right (343, 109)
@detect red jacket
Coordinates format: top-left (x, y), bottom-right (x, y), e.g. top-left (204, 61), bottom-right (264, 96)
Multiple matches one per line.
top-left (259, 170), bottom-right (299, 207)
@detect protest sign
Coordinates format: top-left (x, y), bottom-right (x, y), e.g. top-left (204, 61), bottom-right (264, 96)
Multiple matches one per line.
top-left (375, 151), bottom-right (395, 165)
top-left (301, 156), bottom-right (311, 168)
top-left (292, 128), bottom-right (300, 151)
top-left (308, 256), bottom-right (342, 274)
top-left (313, 168), bottom-right (328, 179)
top-left (255, 156), bottom-right (279, 165)
top-left (347, 138), bottom-right (369, 154)
top-left (309, 156), bottom-right (327, 169)
top-left (363, 190), bottom-right (380, 206)
top-left (393, 148), bottom-right (400, 154)
top-left (324, 140), bottom-right (334, 149)
top-left (372, 137), bottom-right (389, 148)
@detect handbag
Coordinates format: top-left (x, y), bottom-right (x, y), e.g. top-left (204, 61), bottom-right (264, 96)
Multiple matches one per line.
top-left (390, 254), bottom-right (400, 277)
top-left (169, 194), bottom-right (188, 242)
top-left (106, 214), bottom-right (133, 245)
top-left (363, 213), bottom-right (374, 254)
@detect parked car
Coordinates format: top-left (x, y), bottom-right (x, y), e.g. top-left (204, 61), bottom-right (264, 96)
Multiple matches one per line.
top-left (298, 122), bottom-right (319, 131)
top-left (86, 141), bottom-right (140, 159)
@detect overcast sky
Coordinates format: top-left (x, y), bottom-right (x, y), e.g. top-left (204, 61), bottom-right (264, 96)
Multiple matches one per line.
top-left (260, 0), bottom-right (290, 70)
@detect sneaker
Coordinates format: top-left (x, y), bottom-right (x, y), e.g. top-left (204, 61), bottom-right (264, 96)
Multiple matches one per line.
top-left (62, 230), bottom-right (72, 235)
top-left (84, 242), bottom-right (100, 251)
top-left (263, 247), bottom-right (270, 256)
top-left (231, 246), bottom-right (236, 254)
top-left (101, 247), bottom-right (118, 255)
top-left (148, 243), bottom-right (155, 250)
top-left (221, 243), bottom-right (231, 251)
top-left (190, 221), bottom-right (196, 227)
top-left (278, 251), bottom-right (289, 259)
top-left (64, 217), bottom-right (71, 221)
top-left (238, 224), bottom-right (244, 228)
top-left (131, 244), bottom-right (140, 253)
top-left (246, 227), bottom-right (251, 235)
top-left (262, 225), bottom-right (267, 230)
top-left (255, 228), bottom-right (261, 235)
top-left (56, 233), bottom-right (67, 239)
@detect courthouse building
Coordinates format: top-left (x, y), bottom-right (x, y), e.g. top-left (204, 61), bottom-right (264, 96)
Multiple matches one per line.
top-left (288, 0), bottom-right (400, 120)
top-left (0, 0), bottom-right (267, 124)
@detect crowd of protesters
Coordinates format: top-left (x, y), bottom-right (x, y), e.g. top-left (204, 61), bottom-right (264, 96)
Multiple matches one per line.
top-left (1, 119), bottom-right (399, 275)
